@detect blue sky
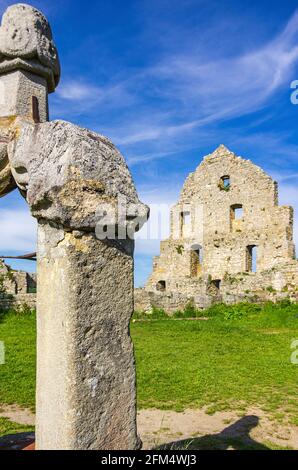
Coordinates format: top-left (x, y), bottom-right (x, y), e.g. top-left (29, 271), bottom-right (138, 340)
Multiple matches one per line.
top-left (1, 0), bottom-right (298, 286)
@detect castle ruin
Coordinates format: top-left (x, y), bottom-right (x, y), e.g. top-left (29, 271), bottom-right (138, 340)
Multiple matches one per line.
top-left (136, 145), bottom-right (298, 313)
top-left (0, 258), bottom-right (36, 309)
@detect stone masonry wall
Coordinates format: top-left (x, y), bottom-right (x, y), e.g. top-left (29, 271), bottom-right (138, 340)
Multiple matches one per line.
top-left (143, 146), bottom-right (297, 312)
top-left (0, 259), bottom-right (37, 309)
top-left (136, 261), bottom-right (298, 313)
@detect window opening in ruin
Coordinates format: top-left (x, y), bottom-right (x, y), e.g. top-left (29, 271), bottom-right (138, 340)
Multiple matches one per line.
top-left (219, 175), bottom-right (230, 191)
top-left (234, 207), bottom-right (243, 219)
top-left (195, 248), bottom-right (203, 264)
top-left (190, 244), bottom-right (203, 277)
top-left (212, 279), bottom-right (221, 290)
top-left (180, 210), bottom-right (191, 237)
top-left (208, 279), bottom-right (221, 295)
top-left (246, 245), bottom-right (257, 273)
top-left (156, 280), bottom-right (166, 291)
top-left (231, 204), bottom-right (243, 220)
top-left (181, 211), bottom-right (191, 225)
top-left (230, 204), bottom-right (243, 231)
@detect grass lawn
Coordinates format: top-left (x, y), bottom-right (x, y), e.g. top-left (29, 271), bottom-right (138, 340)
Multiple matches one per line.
top-left (0, 417), bottom-right (34, 437)
top-left (132, 302), bottom-right (298, 422)
top-left (0, 302), bottom-right (298, 440)
top-left (0, 310), bottom-right (36, 409)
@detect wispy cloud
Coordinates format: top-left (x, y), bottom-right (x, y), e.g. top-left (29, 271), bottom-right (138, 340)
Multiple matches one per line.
top-left (0, 209), bottom-right (36, 252)
top-left (51, 78), bottom-right (135, 120)
top-left (56, 81), bottom-right (103, 101)
top-left (150, 10), bottom-right (298, 120)
top-left (85, 9), bottom-right (298, 164)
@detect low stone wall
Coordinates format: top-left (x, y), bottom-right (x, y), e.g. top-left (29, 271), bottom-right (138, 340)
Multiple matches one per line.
top-left (134, 288), bottom-right (192, 314)
top-left (135, 262), bottom-right (298, 314)
top-left (0, 293), bottom-right (36, 310)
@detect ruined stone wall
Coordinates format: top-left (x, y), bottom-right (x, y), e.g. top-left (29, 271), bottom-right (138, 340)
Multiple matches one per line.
top-left (146, 146), bottom-right (295, 294)
top-left (134, 287), bottom-right (192, 314)
top-left (0, 259), bottom-right (37, 307)
top-left (0, 293), bottom-right (36, 310)
top-left (0, 70), bottom-right (49, 121)
top-left (13, 271), bottom-right (28, 293)
top-left (144, 145), bottom-right (297, 311)
top-left (0, 260), bottom-right (16, 294)
top-left (136, 261), bottom-right (298, 313)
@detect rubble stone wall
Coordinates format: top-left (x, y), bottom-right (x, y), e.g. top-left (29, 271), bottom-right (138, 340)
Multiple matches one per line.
top-left (143, 146), bottom-right (297, 313)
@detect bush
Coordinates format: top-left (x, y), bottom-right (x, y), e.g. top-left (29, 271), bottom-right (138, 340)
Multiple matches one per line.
top-left (223, 308), bottom-right (243, 320)
top-left (132, 306), bottom-right (168, 320)
top-left (150, 306), bottom-right (167, 318)
top-left (133, 300), bottom-right (297, 322)
top-left (203, 302), bottom-right (262, 320)
top-left (16, 304), bottom-right (36, 316)
top-left (173, 302), bottom-right (201, 318)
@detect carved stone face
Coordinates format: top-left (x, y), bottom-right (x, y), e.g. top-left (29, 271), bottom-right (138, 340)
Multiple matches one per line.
top-left (8, 119), bottom-right (149, 232)
top-left (0, 141), bottom-right (16, 197)
top-left (0, 4), bottom-right (60, 92)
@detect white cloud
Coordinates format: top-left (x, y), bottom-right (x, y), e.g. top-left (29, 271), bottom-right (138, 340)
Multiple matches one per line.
top-left (0, 209), bottom-right (36, 253)
top-left (148, 10), bottom-right (298, 120)
top-left (99, 10), bottom-right (298, 161)
top-left (56, 81), bottom-right (103, 101)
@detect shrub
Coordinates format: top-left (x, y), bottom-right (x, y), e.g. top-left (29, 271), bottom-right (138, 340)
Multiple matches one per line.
top-left (150, 306), bottom-right (167, 318)
top-left (183, 302), bottom-right (197, 317)
top-left (173, 303), bottom-right (199, 318)
top-left (223, 308), bottom-right (243, 320)
top-left (204, 302), bottom-right (262, 320)
top-left (18, 303), bottom-right (35, 316)
top-left (132, 306), bottom-right (168, 320)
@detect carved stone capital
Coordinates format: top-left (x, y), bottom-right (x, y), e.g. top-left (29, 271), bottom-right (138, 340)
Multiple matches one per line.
top-left (0, 4), bottom-right (60, 92)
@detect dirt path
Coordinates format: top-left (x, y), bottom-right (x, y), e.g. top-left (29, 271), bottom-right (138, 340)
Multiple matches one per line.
top-left (138, 408), bottom-right (298, 450)
top-left (0, 405), bottom-right (35, 426)
top-left (1, 405), bottom-right (297, 450)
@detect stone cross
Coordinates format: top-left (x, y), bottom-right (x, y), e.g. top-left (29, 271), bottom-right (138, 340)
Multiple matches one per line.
top-left (0, 4), bottom-right (148, 450)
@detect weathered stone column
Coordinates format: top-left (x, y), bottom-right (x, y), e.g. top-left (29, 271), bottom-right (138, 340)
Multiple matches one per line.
top-left (8, 118), bottom-right (148, 450)
top-left (1, 4), bottom-right (149, 450)
top-left (0, 3), bottom-right (59, 196)
top-left (36, 225), bottom-right (138, 449)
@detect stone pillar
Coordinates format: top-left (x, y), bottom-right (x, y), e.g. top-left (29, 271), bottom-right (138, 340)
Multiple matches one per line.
top-left (0, 3), bottom-right (59, 197)
top-left (36, 224), bottom-right (139, 449)
top-left (7, 118), bottom-right (148, 450)
top-left (1, 4), bottom-right (149, 450)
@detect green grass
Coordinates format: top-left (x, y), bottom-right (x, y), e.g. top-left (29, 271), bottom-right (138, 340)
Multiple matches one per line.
top-left (0, 302), bottom-right (298, 439)
top-left (0, 417), bottom-right (34, 437)
top-left (0, 310), bottom-right (36, 409)
top-left (131, 301), bottom-right (298, 419)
